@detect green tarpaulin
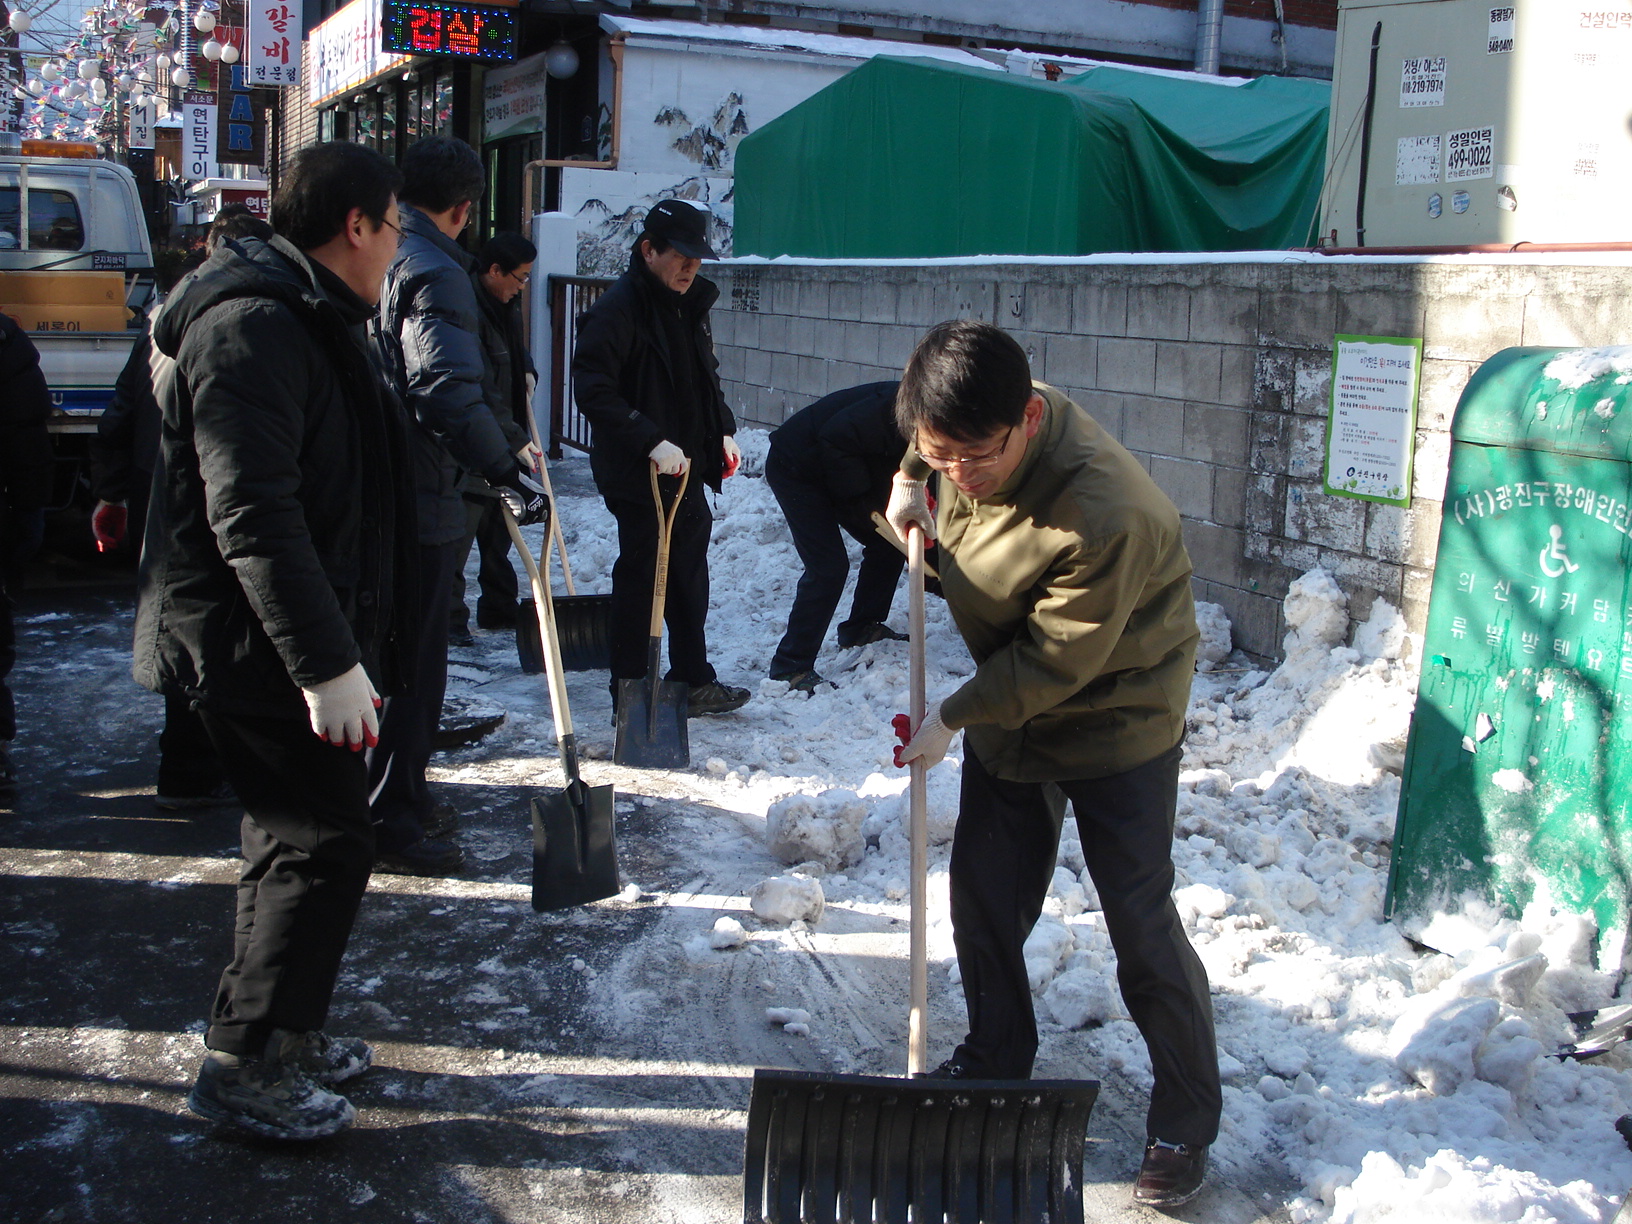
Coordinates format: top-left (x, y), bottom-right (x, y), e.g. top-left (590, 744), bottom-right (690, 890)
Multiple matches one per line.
top-left (732, 57), bottom-right (1330, 259)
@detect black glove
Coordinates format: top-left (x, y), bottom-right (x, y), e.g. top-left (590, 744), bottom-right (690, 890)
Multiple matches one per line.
top-left (496, 467), bottom-right (550, 527)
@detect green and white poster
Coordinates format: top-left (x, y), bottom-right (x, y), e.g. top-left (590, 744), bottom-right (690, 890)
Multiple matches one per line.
top-left (1324, 334), bottom-right (1423, 507)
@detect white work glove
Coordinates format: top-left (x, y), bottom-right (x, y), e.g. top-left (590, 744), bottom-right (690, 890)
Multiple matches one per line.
top-left (649, 440), bottom-right (689, 476)
top-left (893, 703), bottom-right (957, 770)
top-left (886, 471), bottom-right (935, 543)
top-left (516, 441), bottom-right (542, 471)
top-left (300, 662), bottom-right (381, 751)
top-left (722, 435), bottom-right (742, 478)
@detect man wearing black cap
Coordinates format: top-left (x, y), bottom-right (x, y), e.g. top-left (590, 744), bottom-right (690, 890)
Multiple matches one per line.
top-left (572, 199), bottom-right (749, 717)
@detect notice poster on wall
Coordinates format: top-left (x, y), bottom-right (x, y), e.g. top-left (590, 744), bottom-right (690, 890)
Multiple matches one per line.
top-left (1445, 125), bottom-right (1495, 180)
top-left (1324, 335), bottom-right (1423, 506)
top-left (1488, 6), bottom-right (1515, 53)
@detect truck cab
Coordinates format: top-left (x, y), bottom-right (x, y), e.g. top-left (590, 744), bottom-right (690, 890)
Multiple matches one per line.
top-left (0, 142), bottom-right (156, 518)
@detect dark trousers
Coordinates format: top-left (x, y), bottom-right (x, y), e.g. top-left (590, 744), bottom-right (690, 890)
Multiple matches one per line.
top-left (606, 480), bottom-right (715, 688)
top-left (0, 556), bottom-right (14, 743)
top-left (766, 457), bottom-right (903, 676)
top-left (368, 537), bottom-right (461, 851)
top-left (450, 494), bottom-right (519, 633)
top-left (157, 687), bottom-right (225, 798)
top-left (197, 709), bottom-right (374, 1057)
top-left (950, 742), bottom-right (1221, 1147)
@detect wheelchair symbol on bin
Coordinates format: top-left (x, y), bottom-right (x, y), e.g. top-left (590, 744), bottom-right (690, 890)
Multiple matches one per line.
top-left (1539, 524), bottom-right (1579, 579)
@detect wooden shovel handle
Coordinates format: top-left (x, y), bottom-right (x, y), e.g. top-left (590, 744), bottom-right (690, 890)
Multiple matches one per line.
top-left (647, 460), bottom-right (691, 638)
top-left (907, 525), bottom-right (928, 1077)
top-left (504, 507), bottom-right (576, 753)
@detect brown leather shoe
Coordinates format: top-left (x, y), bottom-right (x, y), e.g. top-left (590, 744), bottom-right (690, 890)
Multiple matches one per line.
top-left (1133, 1139), bottom-right (1207, 1207)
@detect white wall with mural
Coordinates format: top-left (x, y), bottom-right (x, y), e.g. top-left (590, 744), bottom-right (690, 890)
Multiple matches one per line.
top-left (560, 16), bottom-right (1004, 277)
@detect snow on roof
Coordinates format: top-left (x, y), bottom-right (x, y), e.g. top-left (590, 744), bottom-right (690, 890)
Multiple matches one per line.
top-left (598, 14), bottom-right (1001, 72)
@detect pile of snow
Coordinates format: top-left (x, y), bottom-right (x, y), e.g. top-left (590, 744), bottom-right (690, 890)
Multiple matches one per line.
top-left (765, 789), bottom-right (867, 870)
top-left (750, 874), bottom-right (825, 925)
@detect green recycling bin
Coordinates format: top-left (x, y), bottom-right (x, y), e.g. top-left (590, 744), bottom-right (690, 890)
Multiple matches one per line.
top-left (1389, 346), bottom-right (1632, 948)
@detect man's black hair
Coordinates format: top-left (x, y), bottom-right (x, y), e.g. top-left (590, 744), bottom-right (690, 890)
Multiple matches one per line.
top-left (636, 230), bottom-right (671, 256)
top-left (479, 232), bottom-right (537, 275)
top-left (895, 320), bottom-right (1033, 445)
top-left (207, 204), bottom-right (272, 253)
top-left (400, 136), bottom-right (485, 214)
top-left (271, 142), bottom-right (402, 253)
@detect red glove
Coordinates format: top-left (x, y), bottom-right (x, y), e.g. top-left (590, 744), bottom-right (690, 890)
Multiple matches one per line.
top-left (92, 501), bottom-right (128, 553)
top-left (892, 712), bottom-right (913, 768)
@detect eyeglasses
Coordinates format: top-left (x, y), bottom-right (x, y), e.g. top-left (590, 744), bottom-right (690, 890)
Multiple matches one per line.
top-left (379, 216), bottom-right (404, 247)
top-left (507, 269), bottom-right (530, 286)
top-left (916, 426), bottom-right (1016, 473)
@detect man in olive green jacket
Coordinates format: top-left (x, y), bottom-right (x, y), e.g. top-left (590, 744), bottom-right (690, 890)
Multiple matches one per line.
top-left (889, 320), bottom-right (1219, 1209)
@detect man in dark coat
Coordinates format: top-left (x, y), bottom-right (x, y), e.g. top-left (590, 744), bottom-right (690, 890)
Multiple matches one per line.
top-left (134, 141), bottom-right (412, 1140)
top-left (766, 381), bottom-right (910, 692)
top-left (0, 312), bottom-right (53, 797)
top-left (450, 231), bottom-right (539, 640)
top-left (90, 206), bottom-right (270, 811)
top-left (571, 199), bottom-right (748, 717)
top-left (371, 137), bottom-right (547, 873)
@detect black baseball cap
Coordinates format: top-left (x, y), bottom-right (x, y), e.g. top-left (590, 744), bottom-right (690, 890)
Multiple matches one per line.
top-left (643, 199), bottom-right (719, 260)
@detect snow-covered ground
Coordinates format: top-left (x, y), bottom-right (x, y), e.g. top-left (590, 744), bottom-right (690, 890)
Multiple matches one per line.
top-left (495, 434), bottom-right (1632, 1223)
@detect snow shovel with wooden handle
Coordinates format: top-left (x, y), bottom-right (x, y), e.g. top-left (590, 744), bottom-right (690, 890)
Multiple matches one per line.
top-left (503, 507), bottom-right (619, 911)
top-left (741, 525), bottom-right (1099, 1224)
top-left (613, 462), bottom-right (690, 769)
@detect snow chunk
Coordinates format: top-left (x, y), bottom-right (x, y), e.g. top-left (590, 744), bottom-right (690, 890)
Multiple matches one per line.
top-left (1194, 600), bottom-right (1232, 671)
top-left (766, 789), bottom-right (867, 870)
top-left (1390, 995), bottom-right (1501, 1095)
top-left (1043, 968), bottom-right (1118, 1029)
top-left (1282, 568), bottom-right (1348, 654)
top-left (1490, 769), bottom-right (1532, 794)
top-left (709, 916), bottom-right (748, 950)
top-left (750, 875), bottom-right (826, 925)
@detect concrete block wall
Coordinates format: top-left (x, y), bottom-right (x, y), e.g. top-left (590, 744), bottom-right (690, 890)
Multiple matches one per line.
top-left (705, 258), bottom-right (1632, 661)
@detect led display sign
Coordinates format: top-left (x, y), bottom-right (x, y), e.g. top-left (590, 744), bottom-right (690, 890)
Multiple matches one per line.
top-left (381, 0), bottom-right (516, 61)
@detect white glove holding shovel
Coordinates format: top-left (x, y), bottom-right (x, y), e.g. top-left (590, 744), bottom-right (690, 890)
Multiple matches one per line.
top-left (301, 662), bottom-right (381, 751)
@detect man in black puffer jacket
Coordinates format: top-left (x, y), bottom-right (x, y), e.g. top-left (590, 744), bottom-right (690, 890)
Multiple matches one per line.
top-left (0, 312), bottom-right (52, 797)
top-left (371, 137), bottom-right (547, 874)
top-left (135, 142), bottom-right (412, 1141)
top-left (572, 199), bottom-right (749, 718)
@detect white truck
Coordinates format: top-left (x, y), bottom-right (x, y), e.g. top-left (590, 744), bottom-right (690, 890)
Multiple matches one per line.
top-left (0, 141), bottom-right (155, 506)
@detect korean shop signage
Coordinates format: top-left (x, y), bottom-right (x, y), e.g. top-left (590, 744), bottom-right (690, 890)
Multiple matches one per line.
top-left (216, 63), bottom-right (265, 166)
top-left (381, 0), bottom-right (517, 61)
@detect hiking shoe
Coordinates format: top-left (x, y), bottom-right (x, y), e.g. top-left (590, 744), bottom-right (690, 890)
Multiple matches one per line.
top-left (1133, 1139), bottom-right (1207, 1207)
top-left (187, 1042), bottom-right (355, 1140)
top-left (914, 1057), bottom-right (975, 1080)
top-left (448, 627), bottom-right (477, 649)
top-left (770, 669), bottom-right (827, 695)
top-left (421, 804), bottom-right (460, 839)
top-left (155, 781), bottom-right (236, 812)
top-left (279, 1028), bottom-right (373, 1086)
top-left (376, 837), bottom-right (465, 876)
top-left (687, 680), bottom-right (750, 716)
top-left (838, 621), bottom-right (909, 648)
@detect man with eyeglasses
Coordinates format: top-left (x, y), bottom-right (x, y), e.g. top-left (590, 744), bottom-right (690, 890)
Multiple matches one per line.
top-left (449, 231), bottom-right (540, 640)
top-left (371, 136), bottom-right (548, 876)
top-left (888, 320), bottom-right (1218, 1209)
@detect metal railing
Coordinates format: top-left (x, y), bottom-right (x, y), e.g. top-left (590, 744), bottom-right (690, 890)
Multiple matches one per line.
top-left (546, 275), bottom-right (613, 456)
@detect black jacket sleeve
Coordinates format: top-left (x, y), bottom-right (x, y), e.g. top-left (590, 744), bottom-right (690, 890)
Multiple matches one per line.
top-left (0, 315), bottom-right (55, 511)
top-left (89, 329), bottom-right (158, 503)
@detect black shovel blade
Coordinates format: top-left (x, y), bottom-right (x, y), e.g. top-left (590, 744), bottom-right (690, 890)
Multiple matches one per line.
top-left (530, 782), bottom-right (618, 911)
top-left (515, 599), bottom-right (544, 675)
top-left (742, 1069), bottom-right (1098, 1224)
top-left (614, 676), bottom-right (690, 768)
